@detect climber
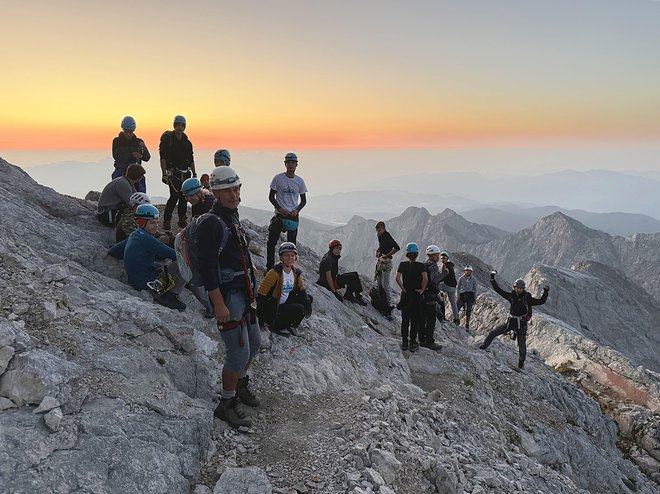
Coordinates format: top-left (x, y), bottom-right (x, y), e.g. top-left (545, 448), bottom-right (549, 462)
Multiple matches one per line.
top-left (396, 243), bottom-right (428, 352)
top-left (479, 273), bottom-right (549, 369)
top-left (317, 239), bottom-right (367, 305)
top-left (257, 242), bottom-right (313, 337)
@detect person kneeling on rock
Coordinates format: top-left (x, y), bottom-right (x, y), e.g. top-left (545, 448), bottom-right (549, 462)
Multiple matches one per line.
top-left (479, 272), bottom-right (549, 370)
top-left (316, 239), bottom-right (367, 305)
top-left (257, 242), bottom-right (313, 337)
top-left (107, 204), bottom-right (187, 311)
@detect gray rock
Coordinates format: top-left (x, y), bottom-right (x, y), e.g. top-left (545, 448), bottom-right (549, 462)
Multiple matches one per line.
top-left (42, 264), bottom-right (70, 283)
top-left (0, 345), bottom-right (15, 375)
top-left (43, 407), bottom-right (63, 432)
top-left (363, 467), bottom-right (385, 486)
top-left (0, 396), bottom-right (17, 410)
top-left (193, 485), bottom-right (213, 494)
top-left (213, 466), bottom-right (272, 493)
top-left (33, 395), bottom-right (61, 414)
top-left (369, 449), bottom-right (402, 484)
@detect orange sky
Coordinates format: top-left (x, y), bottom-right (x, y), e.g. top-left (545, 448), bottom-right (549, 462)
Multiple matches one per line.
top-left (2, 1), bottom-right (660, 151)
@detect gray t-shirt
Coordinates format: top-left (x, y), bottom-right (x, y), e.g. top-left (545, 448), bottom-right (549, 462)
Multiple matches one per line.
top-left (97, 177), bottom-right (135, 213)
top-left (269, 173), bottom-right (308, 213)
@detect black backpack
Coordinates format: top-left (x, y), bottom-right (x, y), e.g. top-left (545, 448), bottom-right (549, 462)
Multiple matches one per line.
top-left (369, 286), bottom-right (389, 314)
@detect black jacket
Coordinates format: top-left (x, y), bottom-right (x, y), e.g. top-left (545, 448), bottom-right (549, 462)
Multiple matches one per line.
top-left (491, 279), bottom-right (548, 320)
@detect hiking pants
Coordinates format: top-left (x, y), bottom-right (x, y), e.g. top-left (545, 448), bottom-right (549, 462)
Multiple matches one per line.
top-left (400, 291), bottom-right (423, 344)
top-left (435, 295), bottom-right (446, 322)
top-left (219, 289), bottom-right (261, 372)
top-left (457, 291), bottom-right (476, 315)
top-left (375, 259), bottom-right (393, 308)
top-left (337, 272), bottom-right (363, 297)
top-left (273, 302), bottom-right (306, 331)
top-left (421, 302), bottom-right (437, 344)
top-left (164, 169), bottom-right (191, 222)
top-left (266, 214), bottom-right (298, 270)
top-left (439, 283), bottom-right (458, 320)
top-left (162, 261), bottom-right (187, 296)
top-left (482, 319), bottom-right (528, 365)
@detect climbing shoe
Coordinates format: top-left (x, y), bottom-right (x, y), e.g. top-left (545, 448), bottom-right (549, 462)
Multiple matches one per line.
top-left (214, 397), bottom-right (252, 428)
top-left (236, 376), bottom-right (260, 407)
top-left (154, 292), bottom-right (186, 312)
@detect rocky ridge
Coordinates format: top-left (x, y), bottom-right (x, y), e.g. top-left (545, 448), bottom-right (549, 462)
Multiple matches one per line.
top-left (0, 158), bottom-right (658, 493)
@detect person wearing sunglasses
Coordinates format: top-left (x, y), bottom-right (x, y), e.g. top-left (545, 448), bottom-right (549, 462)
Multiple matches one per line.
top-left (479, 271), bottom-right (549, 370)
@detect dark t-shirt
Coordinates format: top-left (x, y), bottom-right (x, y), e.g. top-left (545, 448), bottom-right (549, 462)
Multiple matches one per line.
top-left (377, 231), bottom-right (400, 258)
top-left (397, 261), bottom-right (425, 291)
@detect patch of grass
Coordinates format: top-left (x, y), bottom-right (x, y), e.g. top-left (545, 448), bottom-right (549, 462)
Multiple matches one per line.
top-left (463, 377), bottom-right (475, 387)
top-left (155, 356), bottom-right (166, 366)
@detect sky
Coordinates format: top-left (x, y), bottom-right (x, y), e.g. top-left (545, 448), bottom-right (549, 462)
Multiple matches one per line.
top-left (2, 0), bottom-right (660, 154)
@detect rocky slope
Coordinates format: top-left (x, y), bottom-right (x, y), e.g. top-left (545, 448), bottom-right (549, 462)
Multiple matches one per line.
top-left (0, 158), bottom-right (658, 493)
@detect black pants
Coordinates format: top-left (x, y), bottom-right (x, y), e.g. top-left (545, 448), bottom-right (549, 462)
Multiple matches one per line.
top-left (164, 169), bottom-right (191, 222)
top-left (337, 272), bottom-right (362, 297)
top-left (482, 319), bottom-right (528, 364)
top-left (400, 291), bottom-right (423, 344)
top-left (267, 215), bottom-right (298, 270)
top-left (272, 303), bottom-right (305, 331)
top-left (421, 302), bottom-right (437, 344)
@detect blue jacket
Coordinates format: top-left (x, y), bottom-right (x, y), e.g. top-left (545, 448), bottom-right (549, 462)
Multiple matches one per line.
top-left (111, 228), bottom-right (177, 290)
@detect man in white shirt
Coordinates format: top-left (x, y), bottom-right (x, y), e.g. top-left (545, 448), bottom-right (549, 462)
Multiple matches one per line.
top-left (266, 152), bottom-right (308, 270)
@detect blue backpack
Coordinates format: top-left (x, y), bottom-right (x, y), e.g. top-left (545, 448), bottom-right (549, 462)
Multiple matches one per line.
top-left (175, 213), bottom-right (230, 287)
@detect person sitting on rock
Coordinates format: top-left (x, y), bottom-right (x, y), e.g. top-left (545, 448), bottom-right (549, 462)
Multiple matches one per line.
top-left (316, 239), bottom-right (367, 305)
top-left (479, 272), bottom-right (549, 370)
top-left (181, 177), bottom-right (215, 218)
top-left (456, 266), bottom-right (477, 329)
top-left (257, 242), bottom-right (313, 337)
top-left (115, 192), bottom-right (151, 242)
top-left (96, 164), bottom-right (146, 227)
top-left (107, 204), bottom-right (186, 311)
top-left (200, 173), bottom-right (211, 190)
top-left (396, 243), bottom-right (428, 352)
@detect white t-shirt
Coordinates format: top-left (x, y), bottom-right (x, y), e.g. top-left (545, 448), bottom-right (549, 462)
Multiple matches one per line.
top-left (279, 269), bottom-right (295, 304)
top-left (270, 173), bottom-right (308, 213)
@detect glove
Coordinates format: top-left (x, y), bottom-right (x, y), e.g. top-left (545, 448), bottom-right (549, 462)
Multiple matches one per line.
top-left (334, 292), bottom-right (344, 302)
top-left (161, 174), bottom-right (169, 184)
top-left (490, 271), bottom-right (496, 281)
top-left (543, 285), bottom-right (550, 293)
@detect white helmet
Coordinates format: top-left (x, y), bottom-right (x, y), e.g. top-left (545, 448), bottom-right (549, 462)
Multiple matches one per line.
top-left (426, 244), bottom-right (441, 255)
top-left (129, 192), bottom-right (151, 206)
top-left (209, 166), bottom-right (241, 190)
top-left (464, 265), bottom-right (474, 272)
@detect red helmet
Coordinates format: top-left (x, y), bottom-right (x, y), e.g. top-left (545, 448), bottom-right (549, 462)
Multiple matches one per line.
top-left (328, 239), bottom-right (342, 250)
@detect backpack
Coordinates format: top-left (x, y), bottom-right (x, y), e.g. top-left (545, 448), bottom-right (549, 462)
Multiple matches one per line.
top-left (369, 286), bottom-right (389, 315)
top-left (175, 213), bottom-right (230, 287)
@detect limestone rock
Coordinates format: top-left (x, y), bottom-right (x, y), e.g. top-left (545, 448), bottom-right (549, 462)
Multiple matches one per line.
top-left (0, 345), bottom-right (15, 375)
top-left (33, 395), bottom-right (61, 414)
top-left (213, 466), bottom-right (272, 493)
top-left (43, 407), bottom-right (63, 432)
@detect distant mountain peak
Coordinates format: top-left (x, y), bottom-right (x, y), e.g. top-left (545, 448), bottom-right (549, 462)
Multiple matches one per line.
top-left (535, 211), bottom-right (607, 238)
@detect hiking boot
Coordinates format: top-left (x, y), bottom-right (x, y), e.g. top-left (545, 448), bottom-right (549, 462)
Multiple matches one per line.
top-left (518, 360), bottom-right (525, 370)
top-left (155, 292), bottom-right (186, 312)
top-left (401, 339), bottom-right (409, 351)
top-left (354, 294), bottom-right (368, 306)
top-left (236, 376), bottom-right (260, 407)
top-left (409, 341), bottom-right (420, 352)
top-left (479, 343), bottom-right (488, 350)
top-left (453, 318), bottom-right (460, 325)
top-left (422, 341), bottom-right (442, 351)
top-left (163, 220), bottom-right (171, 231)
top-left (214, 397), bottom-right (252, 428)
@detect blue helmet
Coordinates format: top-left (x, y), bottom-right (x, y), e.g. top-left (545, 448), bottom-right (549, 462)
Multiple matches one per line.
top-left (181, 177), bottom-right (203, 196)
top-left (284, 152), bottom-right (298, 162)
top-left (405, 242), bottom-right (419, 254)
top-left (214, 149), bottom-right (231, 164)
top-left (282, 218), bottom-right (299, 231)
top-left (135, 204), bottom-right (160, 220)
top-left (121, 116), bottom-right (136, 131)
top-left (173, 115), bottom-right (186, 126)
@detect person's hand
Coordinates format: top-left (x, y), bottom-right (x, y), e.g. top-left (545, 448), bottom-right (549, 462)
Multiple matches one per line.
top-left (490, 270), bottom-right (497, 280)
top-left (215, 303), bottom-right (230, 324)
top-left (132, 151), bottom-right (142, 159)
top-left (334, 292), bottom-right (344, 302)
top-left (543, 285), bottom-right (550, 293)
top-left (290, 209), bottom-right (299, 218)
top-left (161, 174), bottom-right (169, 184)
top-left (416, 289), bottom-right (424, 295)
top-left (278, 208), bottom-right (289, 217)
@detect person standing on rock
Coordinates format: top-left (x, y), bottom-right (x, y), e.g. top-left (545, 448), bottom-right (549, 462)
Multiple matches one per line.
top-left (395, 243), bottom-right (428, 352)
top-left (374, 221), bottom-right (400, 320)
top-left (456, 266), bottom-right (477, 329)
top-left (196, 166), bottom-right (261, 428)
top-left (438, 251), bottom-right (460, 325)
top-left (96, 164), bottom-right (146, 227)
top-left (479, 273), bottom-right (549, 369)
top-left (420, 245), bottom-right (443, 350)
top-left (317, 239), bottom-right (367, 305)
top-left (257, 242), bottom-right (313, 337)
top-left (214, 149), bottom-right (231, 166)
top-left (266, 152), bottom-right (308, 270)
top-left (111, 116), bottom-right (150, 193)
top-left (160, 115), bottom-right (196, 231)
